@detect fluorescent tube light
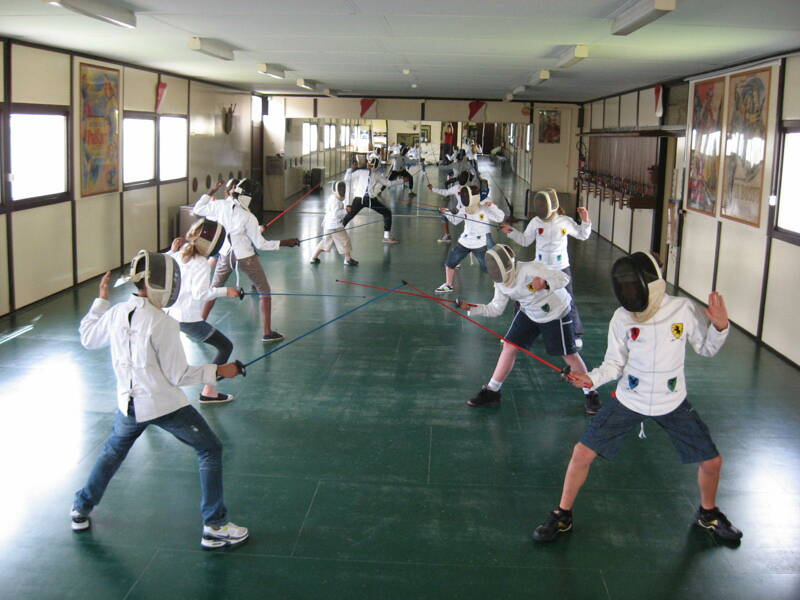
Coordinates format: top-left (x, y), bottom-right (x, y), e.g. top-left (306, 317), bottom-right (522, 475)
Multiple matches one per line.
top-left (512, 85), bottom-right (526, 95)
top-left (296, 79), bottom-right (316, 91)
top-left (257, 63), bottom-right (285, 79)
top-left (611, 0), bottom-right (675, 36)
top-left (535, 69), bottom-right (551, 85)
top-left (555, 45), bottom-right (588, 69)
top-left (42, 0), bottom-right (136, 29)
top-left (188, 37), bottom-right (234, 61)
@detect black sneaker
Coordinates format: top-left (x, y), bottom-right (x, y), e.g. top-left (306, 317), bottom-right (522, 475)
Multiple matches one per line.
top-left (467, 386), bottom-right (501, 407)
top-left (695, 507), bottom-right (743, 541)
top-left (309, 257), bottom-right (321, 265)
top-left (344, 258), bottom-right (359, 266)
top-left (262, 331), bottom-right (285, 343)
top-left (584, 391), bottom-right (601, 416)
top-left (532, 508), bottom-right (573, 542)
top-left (199, 393), bottom-right (234, 404)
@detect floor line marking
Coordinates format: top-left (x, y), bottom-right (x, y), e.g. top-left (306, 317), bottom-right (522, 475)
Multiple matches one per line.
top-left (291, 479), bottom-right (321, 557)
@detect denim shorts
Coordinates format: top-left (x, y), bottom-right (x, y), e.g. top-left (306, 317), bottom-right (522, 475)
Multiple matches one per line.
top-left (444, 243), bottom-right (487, 271)
top-left (504, 309), bottom-right (576, 356)
top-left (580, 397), bottom-right (719, 464)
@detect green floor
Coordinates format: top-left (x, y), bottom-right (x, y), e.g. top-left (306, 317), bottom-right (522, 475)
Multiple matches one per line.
top-left (1, 162), bottom-right (798, 599)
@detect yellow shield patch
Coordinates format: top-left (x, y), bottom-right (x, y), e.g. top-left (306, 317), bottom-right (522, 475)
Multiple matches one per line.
top-left (671, 323), bottom-right (684, 339)
top-left (479, 213), bottom-right (485, 220)
top-left (527, 282), bottom-right (538, 293)
top-left (561, 228), bottom-right (567, 236)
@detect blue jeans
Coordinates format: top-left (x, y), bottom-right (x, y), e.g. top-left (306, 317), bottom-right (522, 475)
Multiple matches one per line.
top-left (74, 403), bottom-right (227, 526)
top-left (444, 242), bottom-right (488, 272)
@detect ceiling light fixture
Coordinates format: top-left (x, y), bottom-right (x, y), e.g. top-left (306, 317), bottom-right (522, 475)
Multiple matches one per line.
top-left (257, 63), bottom-right (285, 79)
top-left (402, 68), bottom-right (412, 76)
top-left (42, 0), bottom-right (136, 29)
top-left (611, 0), bottom-right (675, 36)
top-left (296, 78), bottom-right (316, 91)
top-left (535, 69), bottom-right (551, 85)
top-left (555, 44), bottom-right (588, 69)
top-left (512, 85), bottom-right (526, 95)
top-left (188, 37), bottom-right (234, 61)
top-left (411, 83), bottom-right (418, 89)
top-left (504, 93), bottom-right (514, 102)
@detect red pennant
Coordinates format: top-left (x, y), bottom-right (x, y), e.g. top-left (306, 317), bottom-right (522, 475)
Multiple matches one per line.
top-left (468, 101), bottom-right (486, 121)
top-left (155, 81), bottom-right (167, 112)
top-left (630, 327), bottom-right (640, 341)
top-left (654, 84), bottom-right (663, 118)
top-left (360, 98), bottom-right (376, 118)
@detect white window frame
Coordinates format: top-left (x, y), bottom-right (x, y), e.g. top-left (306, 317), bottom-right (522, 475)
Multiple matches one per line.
top-left (123, 115), bottom-right (156, 186)
top-left (158, 115), bottom-right (188, 182)
top-left (9, 111), bottom-right (69, 202)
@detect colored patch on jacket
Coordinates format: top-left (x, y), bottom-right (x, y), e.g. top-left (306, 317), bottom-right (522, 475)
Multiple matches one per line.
top-left (479, 213), bottom-right (485, 219)
top-left (561, 228), bottom-right (567, 236)
top-left (630, 327), bottom-right (640, 340)
top-left (541, 303), bottom-right (550, 313)
top-left (527, 282), bottom-right (538, 293)
top-left (538, 228), bottom-right (544, 235)
top-left (557, 254), bottom-right (562, 262)
top-left (667, 377), bottom-right (677, 392)
top-left (671, 323), bottom-right (684, 339)
top-left (628, 375), bottom-right (639, 390)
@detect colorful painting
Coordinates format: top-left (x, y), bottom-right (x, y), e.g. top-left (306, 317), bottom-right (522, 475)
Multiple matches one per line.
top-left (687, 77), bottom-right (725, 215)
top-left (80, 63), bottom-right (120, 196)
top-left (538, 110), bottom-right (561, 144)
top-left (721, 68), bottom-right (771, 226)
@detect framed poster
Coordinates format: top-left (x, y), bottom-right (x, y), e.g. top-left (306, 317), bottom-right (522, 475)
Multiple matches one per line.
top-left (420, 124), bottom-right (431, 142)
top-left (538, 110), bottom-right (560, 143)
top-left (686, 77), bottom-right (725, 215)
top-left (721, 67), bottom-right (771, 226)
top-left (79, 63), bottom-right (120, 196)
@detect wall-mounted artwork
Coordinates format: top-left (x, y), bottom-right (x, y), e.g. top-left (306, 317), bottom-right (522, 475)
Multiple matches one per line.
top-left (721, 67), bottom-right (771, 226)
top-left (80, 63), bottom-right (120, 196)
top-left (538, 110), bottom-right (561, 143)
top-left (687, 77), bottom-right (725, 215)
top-left (420, 125), bottom-right (431, 142)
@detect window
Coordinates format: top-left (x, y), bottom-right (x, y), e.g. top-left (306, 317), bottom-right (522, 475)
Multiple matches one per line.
top-left (123, 117), bottom-right (155, 184)
top-left (525, 124), bottom-right (532, 152)
top-left (302, 122), bottom-right (318, 155)
top-left (777, 131), bottom-right (800, 235)
top-left (340, 125), bottom-right (350, 147)
top-left (251, 96), bottom-right (263, 124)
top-left (10, 113), bottom-right (68, 201)
top-left (159, 116), bottom-right (187, 181)
top-left (323, 124), bottom-right (336, 149)
top-left (508, 123), bottom-right (515, 146)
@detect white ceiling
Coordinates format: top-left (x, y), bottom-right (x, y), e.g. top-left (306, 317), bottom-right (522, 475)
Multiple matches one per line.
top-left (1, 0), bottom-right (799, 101)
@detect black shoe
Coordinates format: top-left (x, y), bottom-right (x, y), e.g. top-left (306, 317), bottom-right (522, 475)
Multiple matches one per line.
top-left (262, 331), bottom-right (285, 343)
top-left (199, 393), bottom-right (234, 404)
top-left (309, 257), bottom-right (321, 265)
top-left (584, 391), bottom-right (601, 416)
top-left (532, 508), bottom-right (573, 542)
top-left (695, 507), bottom-right (743, 541)
top-left (344, 258), bottom-right (359, 266)
top-left (467, 386), bottom-right (501, 407)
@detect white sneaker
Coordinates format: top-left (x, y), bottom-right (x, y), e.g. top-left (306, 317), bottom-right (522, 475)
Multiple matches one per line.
top-left (201, 521), bottom-right (249, 549)
top-left (435, 283), bottom-right (454, 293)
top-left (71, 508), bottom-right (90, 531)
top-left (575, 337), bottom-right (584, 350)
top-left (383, 237), bottom-right (400, 244)
top-left (437, 234), bottom-right (451, 244)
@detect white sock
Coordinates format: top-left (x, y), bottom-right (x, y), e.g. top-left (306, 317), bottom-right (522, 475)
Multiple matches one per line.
top-left (383, 231), bottom-right (391, 239)
top-left (582, 388), bottom-right (596, 395)
top-left (487, 379), bottom-right (503, 392)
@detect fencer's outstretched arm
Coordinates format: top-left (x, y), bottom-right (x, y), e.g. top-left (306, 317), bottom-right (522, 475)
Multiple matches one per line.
top-left (188, 261), bottom-right (229, 303)
top-left (485, 203), bottom-right (505, 223)
top-left (468, 287), bottom-right (510, 318)
top-left (686, 292), bottom-right (729, 357)
top-left (245, 217), bottom-right (280, 252)
top-left (192, 193), bottom-right (224, 220)
top-left (505, 219), bottom-right (539, 247)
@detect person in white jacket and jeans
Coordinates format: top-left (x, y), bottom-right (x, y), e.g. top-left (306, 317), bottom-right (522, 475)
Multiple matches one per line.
top-left (310, 180), bottom-right (358, 266)
top-left (71, 258), bottom-right (248, 550)
top-left (532, 252), bottom-right (742, 543)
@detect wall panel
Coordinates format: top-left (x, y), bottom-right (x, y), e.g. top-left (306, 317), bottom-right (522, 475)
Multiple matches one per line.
top-left (785, 56), bottom-right (800, 120)
top-left (678, 213), bottom-right (716, 301)
top-left (76, 193), bottom-right (120, 282)
top-left (638, 87), bottom-right (659, 127)
top-left (591, 101), bottom-right (604, 130)
top-left (12, 203), bottom-right (73, 308)
top-left (123, 187), bottom-right (158, 258)
top-left (0, 214), bottom-right (8, 316)
top-left (124, 67), bottom-right (158, 112)
top-left (425, 100), bottom-right (468, 122)
top-left (485, 101), bottom-right (530, 123)
top-left (0, 42), bottom-right (4, 101)
top-left (612, 202), bottom-right (630, 250)
top-left (587, 191), bottom-right (600, 233)
top-left (532, 104), bottom-right (576, 191)
top-left (157, 75), bottom-right (188, 114)
top-left (599, 197), bottom-right (614, 240)
top-left (604, 96), bottom-right (620, 129)
top-left (317, 98), bottom-right (360, 119)
top-left (620, 92), bottom-right (638, 128)
top-left (159, 182), bottom-right (188, 248)
top-left (715, 220), bottom-right (766, 335)
top-left (762, 239), bottom-right (800, 364)
top-left (376, 99), bottom-right (421, 120)
top-left (11, 44), bottom-right (70, 105)
top-left (285, 97), bottom-right (314, 118)
top-left (630, 209), bottom-right (654, 254)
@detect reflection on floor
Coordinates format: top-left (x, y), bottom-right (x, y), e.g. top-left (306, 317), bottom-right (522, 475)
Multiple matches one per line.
top-left (0, 160), bottom-right (798, 599)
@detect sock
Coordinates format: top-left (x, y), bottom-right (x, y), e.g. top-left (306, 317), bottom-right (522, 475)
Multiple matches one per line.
top-left (582, 388), bottom-right (596, 395)
top-left (699, 506), bottom-right (718, 516)
top-left (383, 231), bottom-right (390, 239)
top-left (557, 507), bottom-right (572, 516)
top-left (487, 379), bottom-right (503, 392)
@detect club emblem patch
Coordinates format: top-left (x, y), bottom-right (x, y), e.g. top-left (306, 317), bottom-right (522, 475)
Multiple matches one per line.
top-left (630, 327), bottom-right (640, 340)
top-left (538, 228), bottom-right (544, 235)
top-left (557, 255), bottom-right (562, 261)
top-left (479, 213), bottom-right (485, 219)
top-left (628, 375), bottom-right (639, 389)
top-left (541, 303), bottom-right (550, 313)
top-left (667, 377), bottom-right (677, 392)
top-left (561, 228), bottom-right (567, 236)
top-left (671, 323), bottom-right (684, 339)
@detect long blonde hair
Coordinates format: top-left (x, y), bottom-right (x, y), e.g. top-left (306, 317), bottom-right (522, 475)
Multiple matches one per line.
top-left (180, 220), bottom-right (206, 262)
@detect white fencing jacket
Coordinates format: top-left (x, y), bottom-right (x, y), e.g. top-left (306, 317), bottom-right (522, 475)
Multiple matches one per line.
top-left (589, 295), bottom-right (729, 416)
top-left (469, 260), bottom-right (571, 323)
top-left (445, 201), bottom-right (504, 249)
top-left (343, 168), bottom-right (400, 206)
top-left (192, 194), bottom-right (279, 259)
top-left (507, 215), bottom-right (591, 270)
top-left (322, 194), bottom-right (347, 231)
top-left (389, 153), bottom-right (407, 172)
top-left (80, 296), bottom-right (217, 422)
top-left (165, 253), bottom-right (227, 323)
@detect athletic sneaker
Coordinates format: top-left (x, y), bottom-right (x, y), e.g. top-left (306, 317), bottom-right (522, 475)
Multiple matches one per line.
top-left (344, 258), bottom-right (359, 266)
top-left (435, 283), bottom-right (454, 293)
top-left (408, 192), bottom-right (417, 198)
top-left (262, 331), bottom-right (285, 343)
top-left (694, 507), bottom-right (743, 541)
top-left (309, 257), bottom-right (321, 265)
top-left (437, 234), bottom-right (452, 244)
top-left (532, 508), bottom-right (573, 542)
top-left (467, 386), bottom-right (501, 407)
top-left (575, 337), bottom-right (584, 350)
top-left (383, 237), bottom-right (400, 244)
top-left (201, 522), bottom-right (249, 550)
top-left (199, 393), bottom-right (234, 404)
top-left (584, 391), bottom-right (601, 416)
top-left (70, 508), bottom-right (90, 532)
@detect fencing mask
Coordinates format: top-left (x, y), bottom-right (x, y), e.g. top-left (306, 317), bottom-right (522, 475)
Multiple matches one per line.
top-left (354, 154), bottom-right (368, 169)
top-left (457, 170), bottom-right (470, 186)
top-left (333, 180), bottom-right (347, 199)
top-left (531, 188), bottom-right (559, 220)
top-left (233, 178), bottom-right (253, 209)
top-left (479, 178), bottom-right (490, 201)
top-left (611, 252), bottom-right (666, 322)
top-left (367, 152), bottom-right (380, 168)
top-left (456, 149), bottom-right (466, 161)
top-left (458, 187), bottom-right (481, 215)
top-left (128, 250), bottom-right (181, 309)
top-left (186, 218), bottom-right (226, 258)
top-left (485, 244), bottom-right (517, 286)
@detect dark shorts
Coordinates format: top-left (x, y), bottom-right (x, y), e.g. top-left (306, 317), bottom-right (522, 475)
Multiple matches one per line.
top-left (179, 320), bottom-right (216, 342)
top-left (580, 397), bottom-right (719, 464)
top-left (504, 309), bottom-right (577, 356)
top-left (444, 243), bottom-right (487, 271)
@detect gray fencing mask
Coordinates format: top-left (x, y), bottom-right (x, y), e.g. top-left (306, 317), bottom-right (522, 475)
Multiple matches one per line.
top-left (531, 188), bottom-right (559, 221)
top-left (128, 250), bottom-right (181, 309)
top-left (485, 244), bottom-right (517, 286)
